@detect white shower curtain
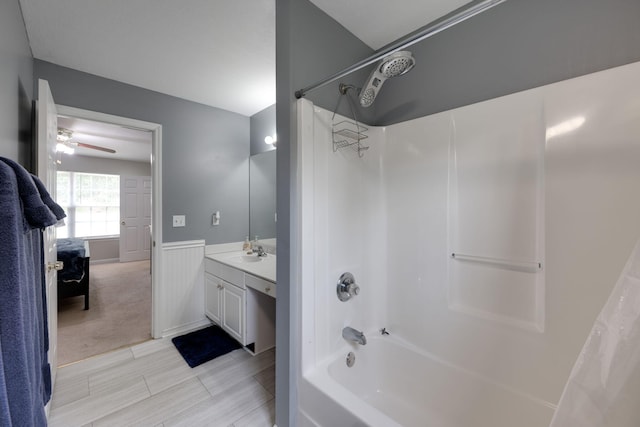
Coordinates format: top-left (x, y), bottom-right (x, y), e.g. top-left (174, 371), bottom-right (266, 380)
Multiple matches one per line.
top-left (550, 239), bottom-right (640, 426)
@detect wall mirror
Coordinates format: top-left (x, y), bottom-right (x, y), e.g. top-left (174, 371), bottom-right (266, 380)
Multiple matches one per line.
top-left (249, 149), bottom-right (276, 242)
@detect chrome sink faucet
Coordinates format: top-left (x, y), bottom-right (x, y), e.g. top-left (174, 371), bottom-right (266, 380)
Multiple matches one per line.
top-left (253, 245), bottom-right (267, 257)
top-left (342, 326), bottom-right (367, 345)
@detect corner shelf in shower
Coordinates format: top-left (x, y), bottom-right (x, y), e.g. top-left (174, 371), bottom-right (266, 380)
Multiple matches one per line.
top-left (332, 119), bottom-right (369, 157)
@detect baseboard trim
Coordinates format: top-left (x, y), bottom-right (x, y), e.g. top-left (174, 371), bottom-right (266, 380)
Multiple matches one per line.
top-left (90, 258), bottom-right (120, 265)
top-left (161, 318), bottom-right (211, 339)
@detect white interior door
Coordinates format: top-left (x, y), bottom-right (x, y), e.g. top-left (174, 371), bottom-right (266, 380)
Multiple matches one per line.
top-left (36, 79), bottom-right (59, 387)
top-left (119, 176), bottom-right (151, 262)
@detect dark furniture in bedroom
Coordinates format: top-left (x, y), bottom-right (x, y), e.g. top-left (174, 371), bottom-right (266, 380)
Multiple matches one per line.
top-left (57, 238), bottom-right (91, 310)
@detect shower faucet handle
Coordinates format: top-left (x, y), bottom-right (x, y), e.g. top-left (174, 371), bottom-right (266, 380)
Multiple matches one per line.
top-left (337, 272), bottom-right (359, 302)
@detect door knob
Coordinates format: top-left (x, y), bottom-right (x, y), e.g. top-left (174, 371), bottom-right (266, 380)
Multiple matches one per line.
top-left (121, 220), bottom-right (126, 226)
top-left (47, 261), bottom-right (64, 272)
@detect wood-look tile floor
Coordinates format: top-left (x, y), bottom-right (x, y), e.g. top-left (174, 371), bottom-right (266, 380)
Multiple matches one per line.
top-left (48, 338), bottom-right (275, 427)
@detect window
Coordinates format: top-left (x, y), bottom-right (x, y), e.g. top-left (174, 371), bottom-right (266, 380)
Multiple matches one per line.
top-left (56, 172), bottom-right (120, 238)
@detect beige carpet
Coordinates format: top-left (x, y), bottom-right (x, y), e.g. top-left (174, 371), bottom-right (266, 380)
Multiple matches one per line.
top-left (57, 260), bottom-right (152, 366)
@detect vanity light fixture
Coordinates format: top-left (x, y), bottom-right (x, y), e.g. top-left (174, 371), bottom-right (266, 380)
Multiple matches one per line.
top-left (264, 134), bottom-right (277, 147)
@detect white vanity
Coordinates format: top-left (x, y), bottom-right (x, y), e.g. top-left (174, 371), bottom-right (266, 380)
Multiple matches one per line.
top-left (204, 249), bottom-right (276, 355)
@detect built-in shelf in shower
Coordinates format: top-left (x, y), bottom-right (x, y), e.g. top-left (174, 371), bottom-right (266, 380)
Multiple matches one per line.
top-left (450, 252), bottom-right (542, 273)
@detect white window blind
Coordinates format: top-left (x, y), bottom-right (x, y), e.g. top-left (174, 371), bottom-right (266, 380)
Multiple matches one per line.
top-left (56, 172), bottom-right (120, 238)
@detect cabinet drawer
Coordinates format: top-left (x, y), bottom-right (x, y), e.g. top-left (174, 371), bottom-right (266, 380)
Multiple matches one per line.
top-left (205, 258), bottom-right (245, 288)
top-left (245, 274), bottom-right (276, 298)
top-left (204, 258), bottom-right (221, 276)
top-left (218, 263), bottom-right (245, 288)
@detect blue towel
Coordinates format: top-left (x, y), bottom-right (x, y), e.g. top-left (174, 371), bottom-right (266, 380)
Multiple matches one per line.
top-left (0, 159), bottom-right (52, 426)
top-left (31, 173), bottom-right (66, 221)
top-left (0, 157), bottom-right (59, 401)
top-left (0, 157), bottom-right (58, 229)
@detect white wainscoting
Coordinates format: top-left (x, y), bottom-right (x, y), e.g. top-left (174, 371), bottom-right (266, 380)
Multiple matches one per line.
top-left (158, 240), bottom-right (210, 337)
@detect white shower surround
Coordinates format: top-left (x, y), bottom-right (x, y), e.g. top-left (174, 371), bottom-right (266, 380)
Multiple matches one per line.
top-left (298, 61), bottom-right (640, 426)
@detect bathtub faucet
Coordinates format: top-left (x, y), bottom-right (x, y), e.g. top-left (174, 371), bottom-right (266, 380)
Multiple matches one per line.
top-left (342, 327), bottom-right (367, 345)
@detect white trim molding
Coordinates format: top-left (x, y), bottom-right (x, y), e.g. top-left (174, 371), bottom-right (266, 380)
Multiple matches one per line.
top-left (159, 240), bottom-right (206, 337)
top-left (55, 105), bottom-right (164, 338)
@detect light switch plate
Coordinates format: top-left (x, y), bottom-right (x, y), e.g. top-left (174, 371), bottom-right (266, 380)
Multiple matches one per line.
top-left (172, 215), bottom-right (186, 227)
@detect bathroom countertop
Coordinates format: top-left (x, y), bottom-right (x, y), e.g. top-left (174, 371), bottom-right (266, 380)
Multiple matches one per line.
top-left (205, 250), bottom-right (276, 283)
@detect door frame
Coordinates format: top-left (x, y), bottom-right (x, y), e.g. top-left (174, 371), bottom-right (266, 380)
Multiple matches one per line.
top-left (56, 105), bottom-right (164, 338)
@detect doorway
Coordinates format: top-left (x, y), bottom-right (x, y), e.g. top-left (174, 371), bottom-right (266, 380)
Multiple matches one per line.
top-left (55, 105), bottom-right (162, 364)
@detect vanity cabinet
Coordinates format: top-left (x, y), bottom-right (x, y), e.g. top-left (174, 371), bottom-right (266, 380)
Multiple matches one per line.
top-left (204, 260), bottom-right (247, 345)
top-left (204, 272), bottom-right (246, 343)
top-left (204, 255), bottom-right (275, 354)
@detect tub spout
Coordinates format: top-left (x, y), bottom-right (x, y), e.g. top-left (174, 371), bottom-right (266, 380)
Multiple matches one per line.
top-left (342, 327), bottom-right (367, 345)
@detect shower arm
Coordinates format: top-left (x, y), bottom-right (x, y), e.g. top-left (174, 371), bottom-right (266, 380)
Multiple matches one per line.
top-left (294, 0), bottom-right (509, 99)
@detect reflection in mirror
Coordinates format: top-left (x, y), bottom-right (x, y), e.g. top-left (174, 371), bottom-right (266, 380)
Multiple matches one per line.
top-left (249, 150), bottom-right (276, 240)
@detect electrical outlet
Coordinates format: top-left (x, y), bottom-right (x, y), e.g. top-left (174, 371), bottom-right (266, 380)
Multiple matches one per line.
top-left (172, 215), bottom-right (186, 227)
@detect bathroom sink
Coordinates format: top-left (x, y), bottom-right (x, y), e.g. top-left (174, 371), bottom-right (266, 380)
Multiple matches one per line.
top-left (233, 255), bottom-right (263, 263)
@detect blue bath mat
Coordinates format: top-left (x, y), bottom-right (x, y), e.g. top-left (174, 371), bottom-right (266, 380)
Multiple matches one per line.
top-left (172, 325), bottom-right (241, 368)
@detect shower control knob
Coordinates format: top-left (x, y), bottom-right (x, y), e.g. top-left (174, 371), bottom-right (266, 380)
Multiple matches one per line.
top-left (337, 272), bottom-right (359, 302)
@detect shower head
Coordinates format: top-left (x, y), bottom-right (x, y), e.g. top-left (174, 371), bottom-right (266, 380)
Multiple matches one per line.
top-left (359, 51), bottom-right (415, 108)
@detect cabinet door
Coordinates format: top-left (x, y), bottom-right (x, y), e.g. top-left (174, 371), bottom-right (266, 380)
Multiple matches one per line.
top-left (204, 273), bottom-right (221, 324)
top-left (222, 283), bottom-right (245, 344)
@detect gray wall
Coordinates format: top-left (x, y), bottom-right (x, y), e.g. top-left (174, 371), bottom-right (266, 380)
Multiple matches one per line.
top-left (34, 60), bottom-right (249, 244)
top-left (277, 0), bottom-right (640, 425)
top-left (0, 0), bottom-right (34, 169)
top-left (86, 238), bottom-right (119, 263)
top-left (275, 0), bottom-right (374, 425)
top-left (373, 0), bottom-right (640, 125)
top-left (250, 104), bottom-right (276, 156)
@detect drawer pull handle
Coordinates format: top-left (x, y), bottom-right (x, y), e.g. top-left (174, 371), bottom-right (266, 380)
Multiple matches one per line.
top-left (265, 286), bottom-right (271, 292)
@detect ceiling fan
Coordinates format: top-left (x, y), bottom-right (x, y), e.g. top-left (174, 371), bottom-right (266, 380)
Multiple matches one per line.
top-left (56, 128), bottom-right (116, 154)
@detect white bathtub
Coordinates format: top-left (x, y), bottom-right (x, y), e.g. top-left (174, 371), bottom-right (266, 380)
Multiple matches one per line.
top-left (301, 335), bottom-right (556, 427)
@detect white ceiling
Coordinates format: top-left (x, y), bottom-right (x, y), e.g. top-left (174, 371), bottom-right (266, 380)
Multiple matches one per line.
top-left (20, 0), bottom-right (276, 117)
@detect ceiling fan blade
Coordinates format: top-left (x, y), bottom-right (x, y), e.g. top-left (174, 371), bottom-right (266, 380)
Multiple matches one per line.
top-left (76, 142), bottom-right (116, 154)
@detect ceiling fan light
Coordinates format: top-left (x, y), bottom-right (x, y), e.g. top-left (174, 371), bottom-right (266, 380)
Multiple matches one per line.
top-left (57, 128), bottom-right (73, 142)
top-left (56, 142), bottom-right (75, 155)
